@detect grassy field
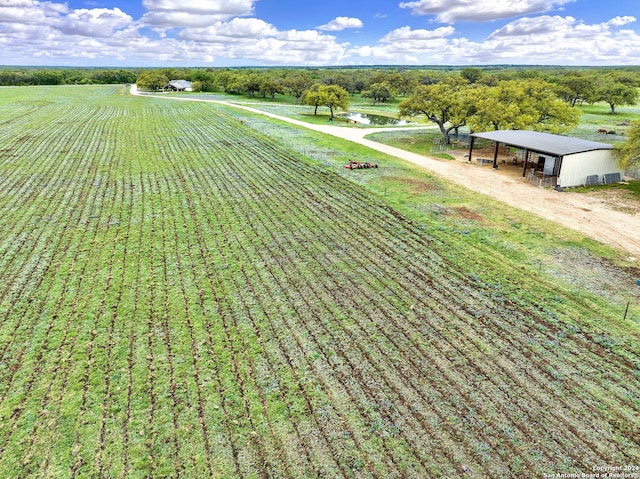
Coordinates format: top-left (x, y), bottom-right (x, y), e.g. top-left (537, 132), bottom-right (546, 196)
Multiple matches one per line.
top-left (0, 85), bottom-right (639, 478)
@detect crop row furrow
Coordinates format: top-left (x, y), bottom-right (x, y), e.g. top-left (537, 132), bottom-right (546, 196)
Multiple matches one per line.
top-left (220, 135), bottom-right (616, 472)
top-left (138, 116), bottom-right (243, 477)
top-left (118, 168), bottom-right (146, 479)
top-left (0, 128), bottom-right (114, 465)
top-left (211, 206), bottom-right (395, 477)
top-left (205, 144), bottom-right (460, 478)
top-left (192, 221), bottom-right (341, 475)
top-left (0, 108), bottom-right (111, 354)
top-left (147, 165), bottom-right (185, 476)
top-left (0, 105), bottom-right (81, 198)
top-left (157, 140), bottom-right (219, 477)
top-left (68, 193), bottom-right (124, 476)
top-left (215, 146), bottom-right (517, 477)
top-left (266, 178), bottom-right (610, 467)
top-left (178, 117), bottom-right (524, 472)
top-left (238, 137), bottom-right (636, 460)
top-left (185, 211), bottom-right (348, 477)
top-left (158, 167), bottom-right (286, 476)
top-left (354, 231), bottom-right (640, 451)
top-left (407, 232), bottom-right (640, 411)
top-left (142, 172), bottom-right (161, 478)
top-left (316, 176), bottom-right (638, 461)
top-left (176, 138), bottom-right (380, 477)
top-left (95, 167), bottom-right (135, 477)
top-left (19, 119), bottom-right (125, 476)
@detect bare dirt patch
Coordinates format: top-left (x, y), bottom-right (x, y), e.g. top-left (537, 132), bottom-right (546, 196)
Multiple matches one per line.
top-left (387, 175), bottom-right (441, 194)
top-left (453, 206), bottom-right (484, 222)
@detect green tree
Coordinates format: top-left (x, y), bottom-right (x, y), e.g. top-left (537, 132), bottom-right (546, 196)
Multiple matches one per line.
top-left (467, 79), bottom-right (579, 133)
top-left (321, 85), bottom-right (350, 118)
top-left (33, 70), bottom-right (63, 85)
top-left (191, 80), bottom-right (217, 92)
top-left (189, 69), bottom-right (218, 91)
top-left (398, 78), bottom-right (471, 144)
top-left (283, 72), bottom-right (314, 102)
top-left (89, 69), bottom-right (137, 84)
top-left (460, 67), bottom-right (482, 84)
top-left (361, 82), bottom-right (395, 105)
top-left (259, 77), bottom-right (285, 100)
top-left (615, 120), bottom-right (640, 170)
top-left (301, 84), bottom-right (325, 115)
top-left (223, 73), bottom-right (247, 94)
top-left (554, 71), bottom-right (596, 107)
top-left (322, 72), bottom-right (354, 93)
top-left (302, 84), bottom-right (350, 118)
top-left (594, 80), bottom-right (638, 114)
top-left (136, 70), bottom-right (169, 91)
top-left (244, 73), bottom-right (262, 97)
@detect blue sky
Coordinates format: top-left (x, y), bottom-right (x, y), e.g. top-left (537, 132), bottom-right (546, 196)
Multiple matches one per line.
top-left (0, 0), bottom-right (639, 66)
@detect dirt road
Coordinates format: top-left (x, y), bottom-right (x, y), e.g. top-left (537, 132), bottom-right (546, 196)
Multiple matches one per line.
top-left (130, 85), bottom-right (640, 260)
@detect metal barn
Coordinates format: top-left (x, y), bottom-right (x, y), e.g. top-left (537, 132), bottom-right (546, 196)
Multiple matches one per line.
top-left (469, 130), bottom-right (621, 188)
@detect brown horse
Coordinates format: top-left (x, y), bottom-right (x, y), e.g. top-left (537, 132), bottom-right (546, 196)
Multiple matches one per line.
top-left (597, 128), bottom-right (608, 134)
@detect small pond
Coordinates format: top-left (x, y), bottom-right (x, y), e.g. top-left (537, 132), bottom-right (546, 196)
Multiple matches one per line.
top-left (343, 112), bottom-right (411, 126)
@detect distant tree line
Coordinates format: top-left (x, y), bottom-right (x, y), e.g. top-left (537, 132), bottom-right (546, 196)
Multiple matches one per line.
top-left (134, 66), bottom-right (638, 127)
top-left (138, 66), bottom-right (639, 115)
top-left (5, 65), bottom-right (638, 170)
top-left (6, 66), bottom-right (638, 114)
top-left (0, 67), bottom-right (138, 86)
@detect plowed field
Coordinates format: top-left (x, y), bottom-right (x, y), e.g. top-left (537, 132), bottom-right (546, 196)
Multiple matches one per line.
top-left (0, 85), bottom-right (638, 478)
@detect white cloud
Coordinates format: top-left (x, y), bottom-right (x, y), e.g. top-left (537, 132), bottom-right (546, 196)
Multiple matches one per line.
top-left (0, 0), bottom-right (67, 24)
top-left (56, 8), bottom-right (133, 37)
top-left (460, 15), bottom-right (640, 64)
top-left (0, 1), bottom-right (141, 64)
top-left (141, 0), bottom-right (255, 27)
top-left (351, 25), bottom-right (454, 62)
top-left (488, 14), bottom-right (574, 37)
top-left (398, 0), bottom-right (575, 23)
top-left (0, 0), bottom-right (350, 66)
top-left (349, 27), bottom-right (455, 63)
top-left (380, 25), bottom-right (455, 42)
top-left (142, 0), bottom-right (254, 16)
top-left (241, 36), bottom-right (347, 64)
top-left (607, 16), bottom-right (636, 27)
top-left (350, 25), bottom-right (454, 60)
top-left (0, 0), bottom-right (40, 6)
top-left (317, 16), bottom-right (363, 31)
top-left (181, 22), bottom-right (348, 65)
top-left (180, 18), bottom-right (277, 42)
top-left (142, 11), bottom-right (235, 28)
top-left (347, 15), bottom-right (640, 66)
top-left (0, 0), bottom-right (637, 67)
top-left (277, 29), bottom-right (333, 43)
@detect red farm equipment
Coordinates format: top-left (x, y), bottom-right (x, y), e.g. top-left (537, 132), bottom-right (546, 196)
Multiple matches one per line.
top-left (344, 160), bottom-right (378, 170)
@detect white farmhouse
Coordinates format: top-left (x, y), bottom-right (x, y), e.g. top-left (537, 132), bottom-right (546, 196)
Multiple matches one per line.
top-left (164, 80), bottom-right (192, 92)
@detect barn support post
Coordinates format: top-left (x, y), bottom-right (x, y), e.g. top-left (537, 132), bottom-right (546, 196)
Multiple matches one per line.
top-left (468, 136), bottom-right (475, 162)
top-left (522, 150), bottom-right (530, 177)
top-left (556, 156), bottom-right (563, 177)
top-left (492, 142), bottom-right (499, 169)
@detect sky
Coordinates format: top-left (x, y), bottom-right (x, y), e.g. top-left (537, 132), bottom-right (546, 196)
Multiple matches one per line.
top-left (0, 0), bottom-right (639, 67)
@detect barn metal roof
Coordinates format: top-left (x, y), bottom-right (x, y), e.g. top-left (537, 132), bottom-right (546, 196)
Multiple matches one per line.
top-left (166, 80), bottom-right (192, 90)
top-left (471, 130), bottom-right (612, 157)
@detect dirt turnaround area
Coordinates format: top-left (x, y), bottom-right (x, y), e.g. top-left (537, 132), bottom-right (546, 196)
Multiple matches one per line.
top-left (131, 85), bottom-right (640, 261)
